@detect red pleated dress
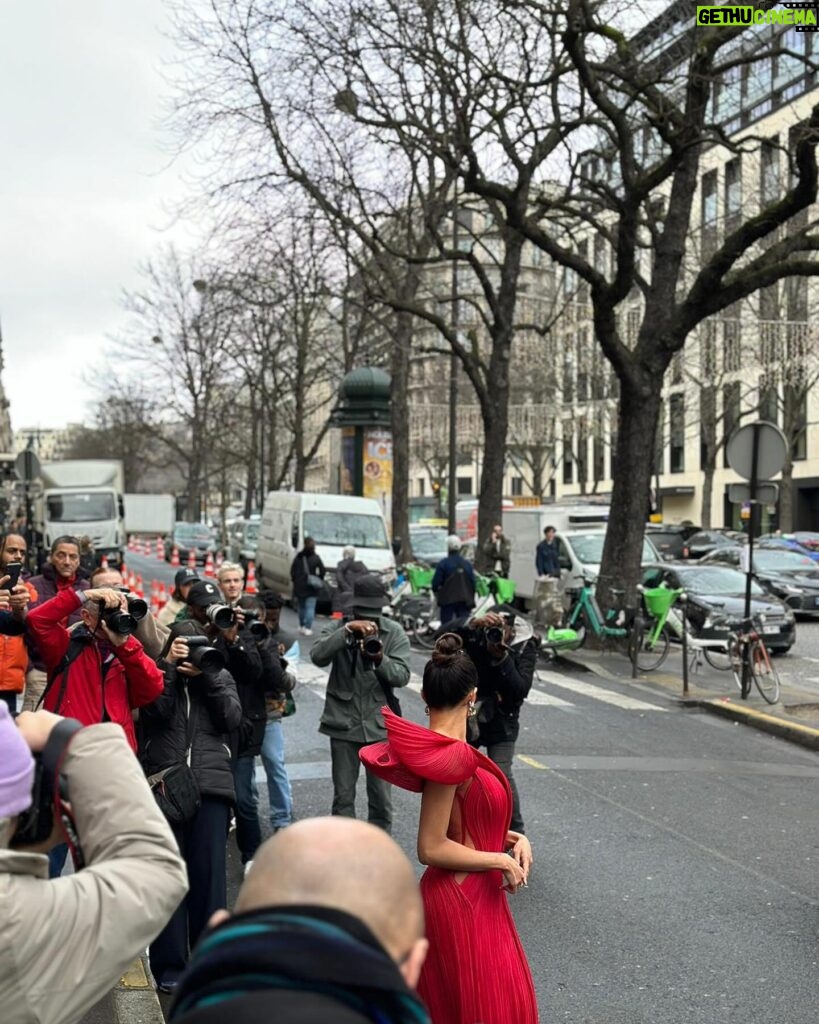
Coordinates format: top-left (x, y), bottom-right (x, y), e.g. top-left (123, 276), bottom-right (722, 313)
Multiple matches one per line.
top-left (360, 709), bottom-right (539, 1024)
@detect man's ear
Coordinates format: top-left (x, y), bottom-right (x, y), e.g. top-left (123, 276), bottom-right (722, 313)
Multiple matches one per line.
top-left (399, 938), bottom-right (428, 990)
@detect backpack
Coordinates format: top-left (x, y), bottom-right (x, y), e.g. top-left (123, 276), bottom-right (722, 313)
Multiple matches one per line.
top-left (436, 566), bottom-right (475, 608)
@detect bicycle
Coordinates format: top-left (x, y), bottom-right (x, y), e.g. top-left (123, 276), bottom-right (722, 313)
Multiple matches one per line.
top-left (559, 577), bottom-right (631, 655)
top-left (631, 585), bottom-right (733, 674)
top-left (727, 616), bottom-right (781, 704)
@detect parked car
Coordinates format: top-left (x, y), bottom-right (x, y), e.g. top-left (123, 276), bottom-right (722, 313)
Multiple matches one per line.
top-left (407, 525), bottom-right (449, 567)
top-left (756, 536), bottom-right (819, 562)
top-left (642, 562), bottom-right (796, 653)
top-left (164, 521), bottom-right (217, 564)
top-left (685, 529), bottom-right (747, 560)
top-left (645, 523), bottom-right (701, 561)
top-left (555, 529), bottom-right (661, 590)
top-left (701, 546), bottom-right (819, 616)
top-left (784, 531), bottom-right (819, 552)
top-left (227, 516), bottom-right (261, 570)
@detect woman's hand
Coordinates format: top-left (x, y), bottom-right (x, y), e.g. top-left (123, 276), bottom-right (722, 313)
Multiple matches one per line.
top-left (167, 638), bottom-right (190, 664)
top-left (500, 853), bottom-right (527, 894)
top-left (507, 835), bottom-right (533, 885)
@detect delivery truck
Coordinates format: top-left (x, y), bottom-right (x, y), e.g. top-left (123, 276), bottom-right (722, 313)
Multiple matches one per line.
top-left (35, 460), bottom-right (126, 567)
top-left (124, 493), bottom-right (176, 537)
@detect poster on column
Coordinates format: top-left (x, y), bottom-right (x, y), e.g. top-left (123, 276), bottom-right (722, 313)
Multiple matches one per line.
top-left (363, 427), bottom-right (393, 529)
top-left (340, 427), bottom-right (356, 495)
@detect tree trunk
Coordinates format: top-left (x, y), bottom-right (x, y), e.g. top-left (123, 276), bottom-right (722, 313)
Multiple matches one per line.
top-left (779, 451), bottom-right (795, 532)
top-left (597, 380), bottom-right (663, 605)
top-left (700, 460), bottom-right (714, 529)
top-left (391, 309), bottom-right (412, 560)
top-left (476, 404), bottom-right (509, 571)
top-left (244, 390), bottom-right (258, 518)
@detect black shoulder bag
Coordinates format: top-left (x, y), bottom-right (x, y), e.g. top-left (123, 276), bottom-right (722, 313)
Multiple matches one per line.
top-left (147, 693), bottom-right (201, 825)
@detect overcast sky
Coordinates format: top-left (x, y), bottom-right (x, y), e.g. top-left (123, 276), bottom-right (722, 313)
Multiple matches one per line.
top-left (0, 2), bottom-right (200, 435)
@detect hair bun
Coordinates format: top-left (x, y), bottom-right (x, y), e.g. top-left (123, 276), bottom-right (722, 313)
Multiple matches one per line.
top-left (431, 632), bottom-right (463, 665)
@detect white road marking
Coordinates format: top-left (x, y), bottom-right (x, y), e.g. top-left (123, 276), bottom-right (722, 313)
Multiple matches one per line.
top-left (536, 670), bottom-right (668, 711)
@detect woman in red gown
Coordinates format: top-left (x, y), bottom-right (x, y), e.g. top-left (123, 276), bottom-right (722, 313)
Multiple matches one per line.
top-left (361, 633), bottom-right (538, 1024)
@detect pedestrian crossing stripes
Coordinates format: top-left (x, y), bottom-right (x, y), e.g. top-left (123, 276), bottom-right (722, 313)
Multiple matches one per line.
top-left (294, 661), bottom-right (667, 712)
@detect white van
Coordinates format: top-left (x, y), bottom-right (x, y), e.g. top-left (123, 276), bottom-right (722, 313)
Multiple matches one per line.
top-left (555, 529), bottom-right (660, 592)
top-left (256, 492), bottom-right (395, 597)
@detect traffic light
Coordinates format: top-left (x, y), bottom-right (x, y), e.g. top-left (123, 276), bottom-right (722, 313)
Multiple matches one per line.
top-left (431, 480), bottom-right (441, 495)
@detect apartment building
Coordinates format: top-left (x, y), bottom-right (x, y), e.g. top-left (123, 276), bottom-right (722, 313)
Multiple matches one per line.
top-left (554, 5), bottom-right (819, 531)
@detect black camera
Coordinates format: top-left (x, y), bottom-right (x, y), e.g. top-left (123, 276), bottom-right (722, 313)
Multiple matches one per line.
top-left (101, 606), bottom-right (139, 636)
top-left (345, 629), bottom-right (383, 660)
top-left (9, 755), bottom-right (56, 848)
top-left (184, 635), bottom-right (226, 671)
top-left (205, 604), bottom-right (236, 630)
top-left (484, 625), bottom-right (505, 645)
top-left (241, 606), bottom-right (269, 638)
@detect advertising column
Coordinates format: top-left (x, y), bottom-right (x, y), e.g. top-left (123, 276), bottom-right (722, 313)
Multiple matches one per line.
top-left (362, 427), bottom-right (393, 525)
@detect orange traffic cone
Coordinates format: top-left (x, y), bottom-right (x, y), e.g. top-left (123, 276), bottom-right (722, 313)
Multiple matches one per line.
top-left (135, 575), bottom-right (144, 599)
top-left (151, 585), bottom-right (160, 616)
top-left (187, 548), bottom-right (196, 570)
top-left (171, 546), bottom-right (180, 568)
top-left (157, 582), bottom-right (167, 609)
top-left (204, 552), bottom-right (215, 578)
top-left (245, 560), bottom-right (258, 595)
top-left (128, 571), bottom-right (137, 591)
top-left (100, 554), bottom-right (109, 570)
top-left (331, 610), bottom-right (344, 619)
top-left (128, 535), bottom-right (135, 552)
top-left (156, 536), bottom-right (163, 560)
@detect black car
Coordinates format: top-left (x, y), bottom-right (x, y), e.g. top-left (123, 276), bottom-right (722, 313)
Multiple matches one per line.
top-left (645, 523), bottom-right (701, 561)
top-left (701, 546), bottom-right (819, 617)
top-left (164, 521), bottom-right (216, 564)
top-left (685, 529), bottom-right (748, 560)
top-left (642, 562), bottom-right (796, 653)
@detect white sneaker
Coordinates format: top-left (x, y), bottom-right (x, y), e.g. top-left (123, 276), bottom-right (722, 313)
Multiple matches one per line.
top-left (244, 860), bottom-right (254, 877)
top-left (302, 628), bottom-right (313, 637)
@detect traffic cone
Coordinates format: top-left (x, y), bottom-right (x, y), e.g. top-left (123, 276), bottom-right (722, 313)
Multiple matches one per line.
top-left (128, 570), bottom-right (137, 591)
top-left (157, 582), bottom-right (167, 609)
top-left (156, 536), bottom-right (163, 560)
top-left (204, 551), bottom-right (215, 578)
top-left (171, 546), bottom-right (180, 568)
top-left (135, 575), bottom-right (144, 599)
top-left (128, 535), bottom-right (135, 552)
top-left (331, 610), bottom-right (344, 619)
top-left (245, 560), bottom-right (258, 595)
top-left (215, 551), bottom-right (224, 570)
top-left (187, 548), bottom-right (196, 570)
top-left (120, 560), bottom-right (128, 580)
top-left (143, 538), bottom-right (151, 557)
top-left (150, 585), bottom-right (160, 616)
top-left (100, 554), bottom-right (109, 570)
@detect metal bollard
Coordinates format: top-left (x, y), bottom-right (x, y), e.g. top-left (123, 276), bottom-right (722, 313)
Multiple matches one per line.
top-left (682, 623), bottom-right (688, 695)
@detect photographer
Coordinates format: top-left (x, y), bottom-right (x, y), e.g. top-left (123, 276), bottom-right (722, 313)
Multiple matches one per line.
top-left (0, 705), bottom-right (188, 1024)
top-left (311, 575), bottom-right (410, 833)
top-left (139, 621), bottom-right (242, 994)
top-left (455, 610), bottom-right (538, 834)
top-left (184, 579), bottom-right (264, 869)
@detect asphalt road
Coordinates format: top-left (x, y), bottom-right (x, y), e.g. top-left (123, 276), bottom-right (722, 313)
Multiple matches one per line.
top-left (126, 553), bottom-right (819, 1023)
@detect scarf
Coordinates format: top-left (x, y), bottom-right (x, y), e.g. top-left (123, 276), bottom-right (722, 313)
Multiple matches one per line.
top-left (169, 905), bottom-right (430, 1024)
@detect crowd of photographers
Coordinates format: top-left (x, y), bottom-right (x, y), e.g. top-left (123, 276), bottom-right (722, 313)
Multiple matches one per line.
top-left (0, 530), bottom-right (536, 1024)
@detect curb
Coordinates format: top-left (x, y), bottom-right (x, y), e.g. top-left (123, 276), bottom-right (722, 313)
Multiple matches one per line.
top-left (114, 956), bottom-right (164, 1024)
top-left (683, 697), bottom-right (819, 752)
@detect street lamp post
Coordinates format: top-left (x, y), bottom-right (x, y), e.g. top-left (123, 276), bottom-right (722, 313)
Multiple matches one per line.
top-left (448, 193), bottom-right (459, 534)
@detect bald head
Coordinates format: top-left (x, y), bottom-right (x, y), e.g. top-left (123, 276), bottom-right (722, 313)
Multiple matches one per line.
top-left (237, 818), bottom-right (424, 961)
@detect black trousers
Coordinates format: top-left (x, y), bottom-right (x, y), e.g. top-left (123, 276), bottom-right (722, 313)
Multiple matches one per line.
top-left (149, 796), bottom-right (231, 985)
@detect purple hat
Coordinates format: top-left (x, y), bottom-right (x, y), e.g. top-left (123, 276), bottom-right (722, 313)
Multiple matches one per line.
top-left (0, 704), bottom-right (35, 818)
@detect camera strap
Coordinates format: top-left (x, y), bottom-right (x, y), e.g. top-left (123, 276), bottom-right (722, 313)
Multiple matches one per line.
top-left (37, 633), bottom-right (94, 713)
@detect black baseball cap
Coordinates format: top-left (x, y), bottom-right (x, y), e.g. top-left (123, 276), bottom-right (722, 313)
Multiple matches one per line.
top-left (186, 580), bottom-right (223, 607)
top-left (352, 574), bottom-right (389, 610)
top-left (175, 568), bottom-right (201, 589)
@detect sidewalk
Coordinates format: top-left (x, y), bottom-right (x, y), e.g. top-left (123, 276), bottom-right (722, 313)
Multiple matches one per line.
top-left (78, 955), bottom-right (164, 1024)
top-left (557, 645), bottom-right (819, 752)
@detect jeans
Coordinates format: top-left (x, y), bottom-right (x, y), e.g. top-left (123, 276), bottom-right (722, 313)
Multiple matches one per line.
top-left (261, 720), bottom-right (292, 829)
top-left (232, 755), bottom-right (262, 863)
top-left (298, 595), bottom-right (317, 629)
top-left (330, 737), bottom-right (392, 832)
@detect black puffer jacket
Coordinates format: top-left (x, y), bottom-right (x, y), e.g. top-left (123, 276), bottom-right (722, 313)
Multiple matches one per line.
top-left (212, 628), bottom-right (264, 758)
top-left (139, 664), bottom-right (242, 802)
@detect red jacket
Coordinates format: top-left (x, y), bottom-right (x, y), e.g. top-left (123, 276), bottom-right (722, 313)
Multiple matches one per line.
top-left (26, 589), bottom-right (164, 751)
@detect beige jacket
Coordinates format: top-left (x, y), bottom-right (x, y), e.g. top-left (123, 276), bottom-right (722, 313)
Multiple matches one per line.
top-left (0, 724), bottom-right (189, 1024)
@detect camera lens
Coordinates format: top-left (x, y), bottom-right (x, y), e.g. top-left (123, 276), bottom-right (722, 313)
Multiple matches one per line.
top-left (206, 604), bottom-right (236, 630)
top-left (362, 637), bottom-right (383, 658)
top-left (485, 626), bottom-right (504, 645)
top-left (249, 620), bottom-right (268, 638)
top-left (102, 609), bottom-right (138, 636)
top-left (125, 595), bottom-right (148, 621)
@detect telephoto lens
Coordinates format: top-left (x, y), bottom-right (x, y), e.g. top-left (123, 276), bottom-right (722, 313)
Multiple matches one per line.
top-left (205, 604), bottom-right (236, 630)
top-left (361, 636), bottom-right (383, 658)
top-left (184, 636), bottom-right (226, 672)
top-left (101, 607), bottom-right (138, 636)
top-left (248, 620), bottom-right (269, 638)
top-left (125, 595), bottom-right (149, 621)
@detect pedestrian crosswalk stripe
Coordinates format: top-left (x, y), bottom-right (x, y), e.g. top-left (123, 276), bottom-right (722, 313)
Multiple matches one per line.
top-left (536, 670), bottom-right (667, 711)
top-left (527, 688), bottom-right (574, 707)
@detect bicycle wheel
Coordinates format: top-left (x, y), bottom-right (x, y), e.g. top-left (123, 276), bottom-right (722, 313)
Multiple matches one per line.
top-left (412, 620), bottom-right (439, 650)
top-left (750, 640), bottom-right (781, 704)
top-left (632, 621), bottom-right (670, 673)
top-left (703, 645), bottom-right (732, 671)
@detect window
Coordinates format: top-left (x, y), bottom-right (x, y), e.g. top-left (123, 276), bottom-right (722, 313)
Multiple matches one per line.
top-left (576, 328), bottom-right (589, 402)
top-left (700, 386), bottom-right (716, 470)
top-left (302, 512), bottom-right (388, 549)
top-left (47, 492), bottom-right (116, 523)
top-left (670, 394), bottom-right (685, 473)
top-left (723, 319), bottom-right (742, 372)
top-left (758, 374), bottom-right (778, 425)
top-left (722, 381), bottom-right (742, 467)
top-left (701, 170), bottom-right (718, 227)
top-left (562, 421), bottom-right (574, 485)
top-left (701, 321), bottom-right (718, 377)
top-left (786, 385), bottom-right (808, 460)
top-left (562, 350), bottom-right (574, 403)
top-left (761, 137), bottom-right (780, 206)
top-left (457, 477), bottom-right (473, 496)
top-left (417, 477), bottom-right (425, 496)
top-left (511, 476), bottom-right (524, 496)
top-left (724, 157), bottom-right (742, 229)
top-left (576, 422), bottom-right (589, 487)
top-left (785, 277), bottom-right (808, 322)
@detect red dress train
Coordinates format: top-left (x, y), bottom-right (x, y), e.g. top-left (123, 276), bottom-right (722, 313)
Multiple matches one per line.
top-left (361, 709), bottom-right (539, 1024)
